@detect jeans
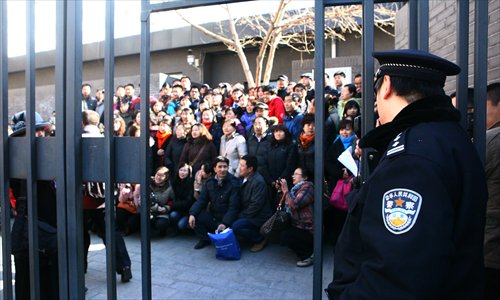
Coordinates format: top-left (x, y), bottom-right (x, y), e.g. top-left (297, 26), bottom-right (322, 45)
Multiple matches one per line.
top-left (169, 211), bottom-right (189, 231)
top-left (232, 218), bottom-right (264, 244)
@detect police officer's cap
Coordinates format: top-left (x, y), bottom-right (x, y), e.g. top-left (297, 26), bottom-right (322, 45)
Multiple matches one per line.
top-left (373, 49), bottom-right (460, 87)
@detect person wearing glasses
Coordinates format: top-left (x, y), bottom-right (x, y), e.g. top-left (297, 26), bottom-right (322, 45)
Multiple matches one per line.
top-left (327, 50), bottom-right (487, 299)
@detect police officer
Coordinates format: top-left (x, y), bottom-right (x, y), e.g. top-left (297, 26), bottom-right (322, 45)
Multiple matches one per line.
top-left (327, 50), bottom-right (487, 299)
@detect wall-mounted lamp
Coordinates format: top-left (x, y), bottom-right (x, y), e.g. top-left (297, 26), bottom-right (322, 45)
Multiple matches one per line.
top-left (187, 49), bottom-right (199, 68)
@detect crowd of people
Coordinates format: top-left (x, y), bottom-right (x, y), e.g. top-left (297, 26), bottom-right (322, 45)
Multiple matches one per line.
top-left (7, 57), bottom-right (500, 299)
top-left (73, 72), bottom-right (366, 278)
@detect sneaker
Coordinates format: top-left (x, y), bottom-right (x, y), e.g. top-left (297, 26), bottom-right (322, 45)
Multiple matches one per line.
top-left (296, 255), bottom-right (314, 267)
top-left (193, 239), bottom-right (210, 250)
top-left (121, 266), bottom-right (132, 283)
top-left (250, 237), bottom-right (269, 252)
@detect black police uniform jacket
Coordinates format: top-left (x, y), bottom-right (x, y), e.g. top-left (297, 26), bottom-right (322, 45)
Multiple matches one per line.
top-left (330, 95), bottom-right (487, 299)
top-left (189, 173), bottom-right (240, 227)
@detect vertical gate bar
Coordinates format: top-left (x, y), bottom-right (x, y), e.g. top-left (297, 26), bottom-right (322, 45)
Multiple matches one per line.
top-left (140, 1), bottom-right (152, 299)
top-left (313, 1), bottom-right (324, 299)
top-left (26, 1), bottom-right (41, 298)
top-left (104, 0), bottom-right (117, 298)
top-left (55, 0), bottom-right (69, 297)
top-left (473, 0), bottom-right (487, 163)
top-left (408, 0), bottom-right (418, 49)
top-left (417, 0), bottom-right (429, 51)
top-left (0, 0), bottom-right (13, 299)
top-left (361, 0), bottom-right (375, 179)
top-left (65, 0), bottom-right (85, 298)
top-left (456, 0), bottom-right (469, 131)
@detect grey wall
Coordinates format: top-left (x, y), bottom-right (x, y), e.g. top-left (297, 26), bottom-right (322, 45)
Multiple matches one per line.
top-left (395, 0), bottom-right (500, 94)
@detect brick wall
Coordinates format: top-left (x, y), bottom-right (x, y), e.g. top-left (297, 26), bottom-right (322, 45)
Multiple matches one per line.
top-left (395, 0), bottom-right (500, 94)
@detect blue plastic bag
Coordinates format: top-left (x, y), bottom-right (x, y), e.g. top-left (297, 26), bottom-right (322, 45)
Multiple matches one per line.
top-left (207, 228), bottom-right (241, 260)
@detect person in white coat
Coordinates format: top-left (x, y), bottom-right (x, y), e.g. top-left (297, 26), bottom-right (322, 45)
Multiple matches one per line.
top-left (220, 119), bottom-right (247, 177)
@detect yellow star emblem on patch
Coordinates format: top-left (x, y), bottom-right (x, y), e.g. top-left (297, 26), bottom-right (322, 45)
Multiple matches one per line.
top-left (395, 198), bottom-right (404, 207)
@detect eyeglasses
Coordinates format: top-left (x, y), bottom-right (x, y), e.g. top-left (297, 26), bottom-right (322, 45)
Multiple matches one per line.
top-left (293, 172), bottom-right (303, 176)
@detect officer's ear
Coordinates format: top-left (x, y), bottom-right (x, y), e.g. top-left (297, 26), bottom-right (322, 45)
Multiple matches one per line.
top-left (380, 75), bottom-right (393, 100)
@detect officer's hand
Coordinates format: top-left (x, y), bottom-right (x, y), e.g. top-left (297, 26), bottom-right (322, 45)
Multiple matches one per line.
top-left (157, 149), bottom-right (165, 156)
top-left (188, 215), bottom-right (196, 229)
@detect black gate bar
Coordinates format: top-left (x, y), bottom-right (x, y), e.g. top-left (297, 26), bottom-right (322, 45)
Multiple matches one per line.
top-left (417, 0), bottom-right (429, 51)
top-left (361, 0), bottom-right (375, 178)
top-left (104, 0), bottom-right (118, 299)
top-left (55, 0), bottom-right (69, 298)
top-left (456, 0), bottom-right (469, 131)
top-left (473, 0), bottom-right (487, 164)
top-left (313, 2), bottom-right (325, 299)
top-left (0, 0), bottom-right (13, 299)
top-left (65, 1), bottom-right (85, 298)
top-left (140, 1), bottom-right (153, 299)
top-left (25, 1), bottom-right (41, 298)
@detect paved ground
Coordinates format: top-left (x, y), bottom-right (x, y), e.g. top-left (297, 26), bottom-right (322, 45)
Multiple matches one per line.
top-left (2, 231), bottom-right (335, 299)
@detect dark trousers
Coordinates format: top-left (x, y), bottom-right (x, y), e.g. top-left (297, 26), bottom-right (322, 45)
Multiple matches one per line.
top-left (232, 218), bottom-right (264, 244)
top-left (115, 207), bottom-right (140, 234)
top-left (193, 211), bottom-right (219, 242)
top-left (485, 267), bottom-right (500, 300)
top-left (83, 209), bottom-right (131, 273)
top-left (14, 251), bottom-right (59, 300)
top-left (280, 226), bottom-right (313, 260)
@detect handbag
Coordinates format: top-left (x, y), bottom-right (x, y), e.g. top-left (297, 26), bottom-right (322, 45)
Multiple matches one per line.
top-left (329, 176), bottom-right (353, 211)
top-left (207, 228), bottom-right (241, 260)
top-left (260, 192), bottom-right (290, 237)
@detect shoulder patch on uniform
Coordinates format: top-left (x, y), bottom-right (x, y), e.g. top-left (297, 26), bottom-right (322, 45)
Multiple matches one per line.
top-left (382, 188), bottom-right (422, 235)
top-left (386, 132), bottom-right (406, 157)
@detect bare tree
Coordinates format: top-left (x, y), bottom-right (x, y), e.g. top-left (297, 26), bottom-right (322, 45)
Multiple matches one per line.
top-left (177, 1), bottom-right (397, 87)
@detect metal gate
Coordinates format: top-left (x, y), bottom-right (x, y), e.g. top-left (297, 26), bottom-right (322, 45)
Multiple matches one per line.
top-left (0, 0), bottom-right (488, 299)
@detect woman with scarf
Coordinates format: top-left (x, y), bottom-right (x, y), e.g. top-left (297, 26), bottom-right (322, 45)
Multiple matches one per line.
top-left (179, 123), bottom-right (217, 175)
top-left (324, 119), bottom-right (358, 244)
top-left (152, 120), bottom-right (172, 171)
top-left (278, 167), bottom-right (315, 267)
top-left (201, 108), bottom-right (223, 152)
top-left (297, 113), bottom-right (316, 176)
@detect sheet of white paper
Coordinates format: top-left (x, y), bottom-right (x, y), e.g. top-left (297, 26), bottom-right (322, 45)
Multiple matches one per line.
top-left (337, 146), bottom-right (358, 175)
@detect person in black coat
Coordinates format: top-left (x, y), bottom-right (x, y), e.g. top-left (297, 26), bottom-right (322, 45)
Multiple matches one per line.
top-left (9, 112), bottom-right (59, 300)
top-left (297, 113), bottom-right (315, 176)
top-left (169, 163), bottom-right (195, 232)
top-left (328, 50), bottom-right (487, 299)
top-left (247, 116), bottom-right (272, 184)
top-left (232, 155), bottom-right (272, 252)
top-left (165, 123), bottom-right (188, 173)
top-left (233, 155), bottom-right (272, 252)
top-left (188, 156), bottom-right (241, 249)
top-left (267, 125), bottom-right (298, 208)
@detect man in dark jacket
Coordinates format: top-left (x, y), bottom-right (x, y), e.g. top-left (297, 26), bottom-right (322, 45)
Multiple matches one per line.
top-left (232, 155), bottom-right (272, 252)
top-left (328, 50), bottom-right (487, 299)
top-left (247, 116), bottom-right (272, 183)
top-left (188, 156), bottom-right (240, 249)
top-left (9, 111), bottom-right (59, 300)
